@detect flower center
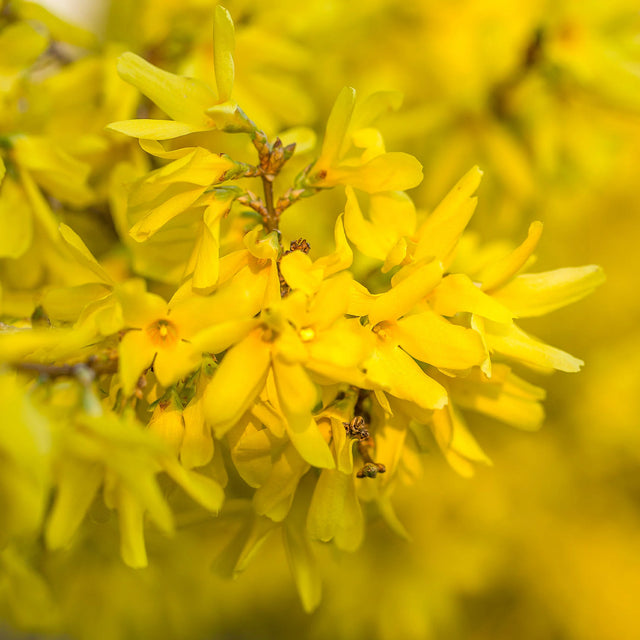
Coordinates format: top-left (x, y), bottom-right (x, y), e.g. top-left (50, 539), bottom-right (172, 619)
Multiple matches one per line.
top-left (146, 318), bottom-right (179, 347)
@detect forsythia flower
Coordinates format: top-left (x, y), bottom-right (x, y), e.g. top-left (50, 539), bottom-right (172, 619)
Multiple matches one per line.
top-left (0, 3), bottom-right (611, 638)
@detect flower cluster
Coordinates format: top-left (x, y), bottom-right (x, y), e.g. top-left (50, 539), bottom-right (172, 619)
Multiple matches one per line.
top-left (0, 1), bottom-right (605, 630)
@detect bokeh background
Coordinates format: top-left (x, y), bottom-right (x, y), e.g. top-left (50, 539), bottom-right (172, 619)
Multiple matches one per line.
top-left (3, 0), bottom-right (640, 638)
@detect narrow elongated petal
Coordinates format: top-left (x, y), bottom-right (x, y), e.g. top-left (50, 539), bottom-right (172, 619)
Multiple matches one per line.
top-left (431, 405), bottom-right (492, 477)
top-left (162, 457), bottom-right (224, 513)
top-left (429, 274), bottom-right (513, 323)
top-left (213, 5), bottom-right (235, 102)
top-left (329, 152), bottom-right (423, 193)
top-left (480, 221), bottom-right (543, 292)
top-left (484, 320), bottom-right (583, 372)
top-left (307, 469), bottom-right (352, 542)
top-left (0, 178), bottom-right (33, 258)
top-left (365, 341), bottom-right (448, 410)
top-left (272, 358), bottom-right (318, 433)
top-left (313, 213), bottom-right (353, 276)
top-left (285, 419), bottom-right (335, 469)
top-left (490, 265), bottom-right (605, 317)
top-left (115, 485), bottom-right (148, 568)
top-left (317, 86), bottom-right (356, 168)
top-left (415, 166), bottom-right (482, 262)
top-left (118, 330), bottom-right (155, 394)
top-left (117, 52), bottom-right (217, 126)
top-left (395, 310), bottom-right (486, 369)
top-left (45, 460), bottom-right (102, 550)
top-left (181, 395), bottom-right (214, 469)
top-left (229, 419), bottom-right (274, 488)
top-left (450, 365), bottom-right (546, 431)
top-left (107, 119), bottom-right (204, 140)
top-left (369, 259), bottom-right (443, 325)
top-left (343, 187), bottom-right (390, 259)
top-left (59, 223), bottom-right (114, 285)
top-left (190, 318), bottom-right (257, 354)
top-left (204, 332), bottom-right (271, 436)
top-left (283, 521), bottom-right (322, 613)
top-left (307, 272), bottom-right (352, 329)
top-left (253, 443), bottom-right (308, 521)
top-left (129, 185), bottom-right (207, 242)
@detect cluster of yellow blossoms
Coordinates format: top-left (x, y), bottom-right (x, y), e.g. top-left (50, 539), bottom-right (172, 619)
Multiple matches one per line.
top-left (0, 1), bottom-right (609, 634)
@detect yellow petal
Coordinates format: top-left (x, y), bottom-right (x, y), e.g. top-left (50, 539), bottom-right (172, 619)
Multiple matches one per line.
top-left (229, 417), bottom-right (274, 487)
top-left (118, 330), bottom-right (155, 395)
top-left (329, 418), bottom-right (355, 474)
top-left (369, 259), bottom-right (443, 325)
top-left (181, 394), bottom-right (214, 469)
top-left (307, 272), bottom-right (352, 329)
top-left (58, 223), bottom-right (114, 285)
top-left (480, 221), bottom-right (544, 292)
top-left (107, 119), bottom-right (204, 140)
top-left (115, 485), bottom-right (148, 568)
top-left (162, 457), bottom-right (224, 513)
top-left (365, 340), bottom-right (448, 410)
top-left (450, 364), bottom-right (546, 431)
top-left (490, 265), bottom-right (605, 317)
top-left (190, 318), bottom-right (257, 354)
top-left (272, 358), bottom-right (318, 433)
top-left (283, 521), bottom-right (322, 613)
top-left (313, 213), bottom-right (353, 277)
top-left (395, 310), bottom-right (486, 370)
top-left (0, 177), bottom-right (33, 258)
top-left (116, 280), bottom-right (167, 327)
top-left (431, 405), bottom-right (492, 478)
top-left (45, 460), bottom-right (102, 550)
top-left (204, 331), bottom-right (271, 436)
top-left (279, 251), bottom-right (323, 295)
top-left (343, 186), bottom-right (391, 260)
top-left (328, 152), bottom-right (423, 193)
top-left (484, 321), bottom-right (583, 372)
top-left (253, 443), bottom-right (308, 521)
top-left (148, 400), bottom-right (184, 455)
top-left (317, 86), bottom-right (356, 169)
top-left (129, 184), bottom-right (207, 242)
top-left (415, 165), bottom-right (482, 263)
top-left (117, 52), bottom-right (217, 126)
top-left (213, 5), bottom-right (235, 102)
top-left (307, 469), bottom-right (353, 542)
top-left (243, 225), bottom-right (280, 260)
top-left (285, 418), bottom-right (335, 469)
top-left (429, 274), bottom-right (513, 323)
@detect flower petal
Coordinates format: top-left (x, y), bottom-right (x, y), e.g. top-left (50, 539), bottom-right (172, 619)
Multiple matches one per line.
top-left (415, 165), bottom-right (482, 263)
top-left (272, 359), bottom-right (318, 433)
top-left (490, 265), bottom-right (605, 317)
top-left (118, 330), bottom-right (155, 395)
top-left (204, 331), bottom-right (271, 436)
top-left (213, 5), bottom-right (235, 102)
top-left (395, 310), bottom-right (486, 370)
top-left (117, 52), bottom-right (217, 126)
top-left (365, 340), bottom-right (448, 410)
top-left (285, 419), bottom-right (335, 469)
top-left (484, 320), bottom-right (583, 372)
top-left (107, 119), bottom-right (205, 140)
top-left (429, 274), bottom-right (513, 323)
top-left (369, 259), bottom-right (443, 325)
top-left (480, 221), bottom-right (543, 292)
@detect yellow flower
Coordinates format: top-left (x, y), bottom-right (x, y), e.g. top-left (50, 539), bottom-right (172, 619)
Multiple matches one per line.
top-left (116, 276), bottom-right (262, 394)
top-left (107, 6), bottom-right (244, 141)
top-left (310, 87), bottom-right (424, 193)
